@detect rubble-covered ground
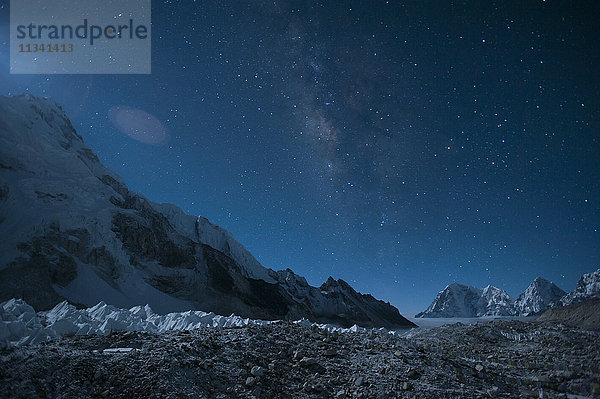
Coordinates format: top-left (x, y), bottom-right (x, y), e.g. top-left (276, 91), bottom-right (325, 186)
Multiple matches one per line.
top-left (0, 320), bottom-right (598, 399)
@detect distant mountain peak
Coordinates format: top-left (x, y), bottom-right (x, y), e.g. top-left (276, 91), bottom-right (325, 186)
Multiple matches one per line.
top-left (416, 271), bottom-right (600, 318)
top-left (559, 269), bottom-right (600, 307)
top-left (446, 282), bottom-right (469, 289)
top-left (415, 283), bottom-right (483, 318)
top-left (515, 277), bottom-right (566, 316)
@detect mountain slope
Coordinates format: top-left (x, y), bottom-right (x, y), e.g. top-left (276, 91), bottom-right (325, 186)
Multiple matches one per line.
top-left (415, 281), bottom-right (553, 318)
top-left (415, 283), bottom-right (517, 318)
top-left (414, 283), bottom-right (483, 318)
top-left (478, 285), bottom-right (516, 316)
top-left (559, 269), bottom-right (600, 306)
top-left (0, 94), bottom-right (414, 329)
top-left (416, 271), bottom-right (600, 319)
top-left (537, 299), bottom-right (600, 331)
top-left (515, 277), bottom-right (566, 316)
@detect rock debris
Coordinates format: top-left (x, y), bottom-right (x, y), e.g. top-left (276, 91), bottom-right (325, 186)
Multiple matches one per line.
top-left (1, 320), bottom-right (598, 398)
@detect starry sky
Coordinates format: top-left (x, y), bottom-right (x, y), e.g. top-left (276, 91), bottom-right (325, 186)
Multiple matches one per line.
top-left (1, 1), bottom-right (599, 315)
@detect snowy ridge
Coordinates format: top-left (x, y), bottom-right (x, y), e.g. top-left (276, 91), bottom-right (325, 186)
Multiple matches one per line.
top-left (515, 277), bottom-right (566, 316)
top-left (414, 283), bottom-right (482, 318)
top-left (414, 283), bottom-right (517, 318)
top-left (417, 271), bottom-right (598, 318)
top-left (478, 285), bottom-right (515, 316)
top-left (0, 298), bottom-right (385, 348)
top-left (559, 269), bottom-right (600, 306)
top-left (150, 203), bottom-right (275, 283)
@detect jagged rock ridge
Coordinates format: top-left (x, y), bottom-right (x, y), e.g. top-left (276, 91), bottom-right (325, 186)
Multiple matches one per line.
top-left (0, 94), bottom-right (414, 329)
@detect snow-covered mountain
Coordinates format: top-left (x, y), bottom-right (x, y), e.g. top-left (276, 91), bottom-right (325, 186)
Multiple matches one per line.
top-left (478, 285), bottom-right (516, 316)
top-left (515, 277), bottom-right (566, 316)
top-left (0, 94), bottom-right (414, 329)
top-left (559, 269), bottom-right (600, 306)
top-left (417, 271), bottom-right (599, 318)
top-left (414, 283), bottom-right (482, 318)
top-left (414, 283), bottom-right (515, 318)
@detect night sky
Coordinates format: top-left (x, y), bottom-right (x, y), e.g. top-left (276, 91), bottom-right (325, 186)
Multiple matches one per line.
top-left (1, 1), bottom-right (599, 315)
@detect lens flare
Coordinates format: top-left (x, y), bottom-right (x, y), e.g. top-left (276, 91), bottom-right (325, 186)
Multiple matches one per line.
top-left (108, 106), bottom-right (168, 145)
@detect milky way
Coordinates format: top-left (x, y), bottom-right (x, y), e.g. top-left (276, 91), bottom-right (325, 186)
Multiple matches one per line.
top-left (1, 1), bottom-right (598, 314)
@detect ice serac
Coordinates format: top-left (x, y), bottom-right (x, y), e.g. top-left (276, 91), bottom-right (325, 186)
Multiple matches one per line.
top-left (515, 277), bottom-right (566, 316)
top-left (559, 269), bottom-right (600, 306)
top-left (0, 94), bottom-right (414, 329)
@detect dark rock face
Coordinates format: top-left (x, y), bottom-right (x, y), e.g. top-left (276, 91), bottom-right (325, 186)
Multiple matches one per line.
top-left (202, 245), bottom-right (236, 293)
top-left (0, 94), bottom-right (414, 329)
top-left (112, 211), bottom-right (197, 270)
top-left (316, 277), bottom-right (414, 328)
top-left (0, 227), bottom-right (84, 310)
top-left (84, 246), bottom-right (119, 288)
top-left (0, 261), bottom-right (69, 311)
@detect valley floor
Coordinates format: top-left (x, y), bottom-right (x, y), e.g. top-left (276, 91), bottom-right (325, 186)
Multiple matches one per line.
top-left (0, 320), bottom-right (598, 398)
